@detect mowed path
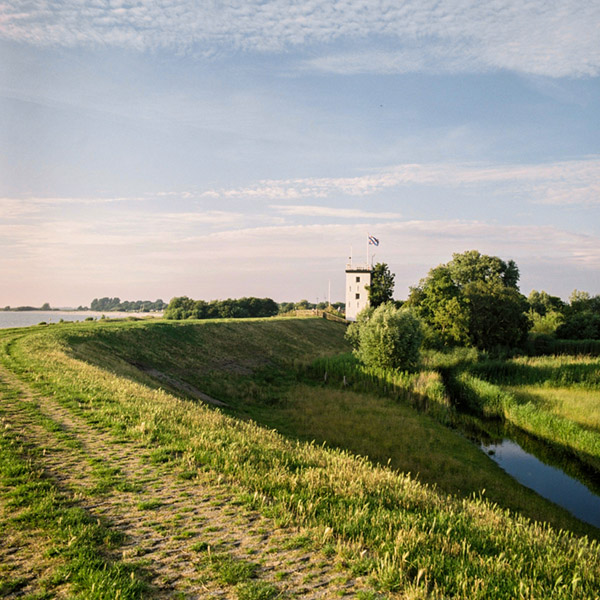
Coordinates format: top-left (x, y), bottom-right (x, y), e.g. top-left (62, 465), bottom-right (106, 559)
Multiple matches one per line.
top-left (0, 363), bottom-right (373, 599)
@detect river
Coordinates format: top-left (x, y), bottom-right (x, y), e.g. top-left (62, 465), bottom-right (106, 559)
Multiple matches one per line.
top-left (0, 310), bottom-right (162, 329)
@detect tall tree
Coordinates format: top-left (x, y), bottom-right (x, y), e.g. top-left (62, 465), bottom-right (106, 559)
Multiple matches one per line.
top-left (407, 250), bottom-right (530, 350)
top-left (366, 262), bottom-right (395, 308)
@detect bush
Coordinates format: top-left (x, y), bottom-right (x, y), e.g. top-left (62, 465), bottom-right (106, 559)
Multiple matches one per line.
top-left (347, 303), bottom-right (423, 371)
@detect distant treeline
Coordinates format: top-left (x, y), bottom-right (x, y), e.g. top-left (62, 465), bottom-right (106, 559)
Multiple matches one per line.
top-left (278, 300), bottom-right (345, 313)
top-left (90, 297), bottom-right (167, 312)
top-left (2, 302), bottom-right (54, 312)
top-left (165, 296), bottom-right (279, 320)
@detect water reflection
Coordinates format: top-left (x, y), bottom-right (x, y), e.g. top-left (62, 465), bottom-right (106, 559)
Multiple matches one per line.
top-left (482, 438), bottom-right (600, 529)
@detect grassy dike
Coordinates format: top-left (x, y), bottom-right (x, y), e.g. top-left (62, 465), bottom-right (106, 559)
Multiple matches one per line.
top-left (1, 318), bottom-right (600, 599)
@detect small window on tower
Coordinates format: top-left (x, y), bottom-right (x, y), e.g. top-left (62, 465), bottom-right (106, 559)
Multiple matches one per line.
top-left (356, 276), bottom-right (360, 282)
top-left (355, 293), bottom-right (360, 300)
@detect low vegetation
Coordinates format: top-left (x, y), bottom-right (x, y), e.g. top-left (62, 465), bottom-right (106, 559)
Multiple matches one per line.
top-left (1, 317), bottom-right (600, 599)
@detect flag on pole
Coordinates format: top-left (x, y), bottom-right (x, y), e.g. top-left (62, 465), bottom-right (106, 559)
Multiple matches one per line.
top-left (368, 235), bottom-right (379, 246)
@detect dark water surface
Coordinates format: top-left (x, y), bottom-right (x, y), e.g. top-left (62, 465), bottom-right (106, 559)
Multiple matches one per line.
top-left (481, 438), bottom-right (600, 528)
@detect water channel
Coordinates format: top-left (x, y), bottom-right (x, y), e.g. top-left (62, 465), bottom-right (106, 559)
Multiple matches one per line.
top-left (462, 417), bottom-right (600, 529)
top-left (481, 438), bottom-right (600, 528)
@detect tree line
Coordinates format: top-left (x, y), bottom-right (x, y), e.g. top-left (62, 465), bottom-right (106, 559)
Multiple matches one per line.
top-left (164, 296), bottom-right (279, 320)
top-left (90, 297), bottom-right (167, 312)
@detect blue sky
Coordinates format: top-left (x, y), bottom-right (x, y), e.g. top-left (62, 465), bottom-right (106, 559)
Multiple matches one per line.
top-left (1, 1), bottom-right (599, 306)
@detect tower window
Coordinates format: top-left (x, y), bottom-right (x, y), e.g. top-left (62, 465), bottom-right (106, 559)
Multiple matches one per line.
top-left (355, 293), bottom-right (360, 300)
top-left (356, 276), bottom-right (360, 282)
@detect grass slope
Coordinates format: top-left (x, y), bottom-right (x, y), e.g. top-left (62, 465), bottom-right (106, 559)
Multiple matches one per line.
top-left (1, 318), bottom-right (599, 599)
top-left (53, 319), bottom-right (597, 534)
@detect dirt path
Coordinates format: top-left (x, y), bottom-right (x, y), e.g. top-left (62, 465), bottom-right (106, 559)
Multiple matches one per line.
top-left (0, 363), bottom-right (373, 599)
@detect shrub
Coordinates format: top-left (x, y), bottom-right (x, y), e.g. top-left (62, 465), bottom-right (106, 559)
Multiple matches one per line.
top-left (348, 303), bottom-right (423, 371)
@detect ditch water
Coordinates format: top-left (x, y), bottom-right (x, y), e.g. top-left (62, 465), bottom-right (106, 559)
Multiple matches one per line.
top-left (443, 371), bottom-right (600, 530)
top-left (480, 437), bottom-right (600, 528)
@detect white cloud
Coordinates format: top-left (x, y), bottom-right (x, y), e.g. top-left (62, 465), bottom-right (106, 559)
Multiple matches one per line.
top-left (3, 203), bottom-right (600, 303)
top-left (1, 1), bottom-right (598, 77)
top-left (201, 157), bottom-right (600, 205)
top-left (270, 205), bottom-right (402, 219)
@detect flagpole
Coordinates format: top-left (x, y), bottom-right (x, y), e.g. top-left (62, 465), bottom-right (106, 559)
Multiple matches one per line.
top-left (366, 232), bottom-right (369, 267)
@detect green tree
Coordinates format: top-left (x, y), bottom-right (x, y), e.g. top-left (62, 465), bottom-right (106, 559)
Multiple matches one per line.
top-left (366, 262), bottom-right (395, 308)
top-left (164, 296), bottom-right (197, 319)
top-left (447, 249), bottom-right (520, 289)
top-left (407, 250), bottom-right (530, 350)
top-left (527, 290), bottom-right (565, 316)
top-left (406, 266), bottom-right (470, 346)
top-left (345, 306), bottom-right (374, 350)
top-left (555, 290), bottom-right (600, 340)
top-left (464, 281), bottom-right (530, 349)
top-left (346, 303), bottom-right (423, 370)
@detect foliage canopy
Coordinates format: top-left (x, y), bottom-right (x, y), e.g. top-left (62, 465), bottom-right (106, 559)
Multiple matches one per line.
top-left (346, 303), bottom-right (423, 370)
top-left (407, 250), bottom-right (530, 350)
top-left (165, 296), bottom-right (279, 320)
top-left (366, 262), bottom-right (395, 308)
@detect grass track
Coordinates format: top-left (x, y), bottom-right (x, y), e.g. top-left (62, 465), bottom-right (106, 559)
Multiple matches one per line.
top-left (0, 348), bottom-right (376, 599)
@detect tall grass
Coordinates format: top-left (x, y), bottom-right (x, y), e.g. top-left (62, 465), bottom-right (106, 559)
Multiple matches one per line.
top-left (1, 322), bottom-right (600, 598)
top-left (306, 353), bottom-right (452, 424)
top-left (468, 355), bottom-right (600, 389)
top-left (527, 336), bottom-right (600, 356)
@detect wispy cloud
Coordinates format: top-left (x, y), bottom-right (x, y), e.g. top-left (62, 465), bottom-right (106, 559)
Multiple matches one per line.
top-left (1, 1), bottom-right (598, 77)
top-left (200, 158), bottom-right (600, 205)
top-left (270, 205), bottom-right (402, 219)
top-left (2, 198), bottom-right (599, 303)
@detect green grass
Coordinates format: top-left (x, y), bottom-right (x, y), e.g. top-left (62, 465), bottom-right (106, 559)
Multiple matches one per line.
top-left (0, 382), bottom-right (150, 599)
top-left (469, 354), bottom-right (600, 389)
top-left (508, 385), bottom-right (600, 431)
top-left (1, 319), bottom-right (600, 599)
top-left (211, 554), bottom-right (259, 585)
top-left (236, 580), bottom-right (279, 600)
top-left (137, 499), bottom-right (163, 511)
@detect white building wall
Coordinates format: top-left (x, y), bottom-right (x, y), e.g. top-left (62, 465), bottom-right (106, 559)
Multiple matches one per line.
top-left (345, 268), bottom-right (372, 321)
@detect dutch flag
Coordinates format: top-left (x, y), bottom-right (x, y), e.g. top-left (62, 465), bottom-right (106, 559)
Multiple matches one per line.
top-left (368, 235), bottom-right (379, 246)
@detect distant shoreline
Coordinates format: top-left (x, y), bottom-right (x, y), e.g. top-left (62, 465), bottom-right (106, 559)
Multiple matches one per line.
top-left (0, 310), bottom-right (163, 330)
top-left (1, 308), bottom-right (163, 314)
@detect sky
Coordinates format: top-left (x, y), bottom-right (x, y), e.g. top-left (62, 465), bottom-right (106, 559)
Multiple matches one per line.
top-left (1, 1), bottom-right (599, 307)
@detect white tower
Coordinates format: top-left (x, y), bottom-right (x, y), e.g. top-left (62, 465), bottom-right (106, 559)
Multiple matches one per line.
top-left (345, 261), bottom-right (372, 321)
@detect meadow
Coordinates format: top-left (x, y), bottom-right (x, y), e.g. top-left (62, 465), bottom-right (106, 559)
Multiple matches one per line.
top-left (1, 317), bottom-right (599, 599)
